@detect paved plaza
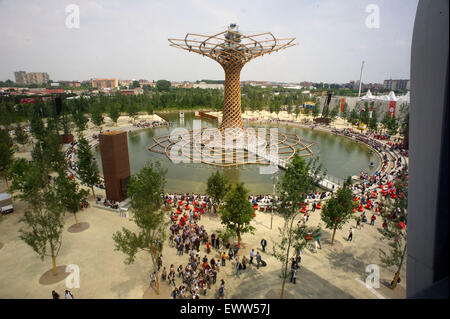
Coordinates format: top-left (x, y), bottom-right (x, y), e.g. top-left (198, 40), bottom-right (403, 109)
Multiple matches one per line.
top-left (0, 178), bottom-right (406, 299)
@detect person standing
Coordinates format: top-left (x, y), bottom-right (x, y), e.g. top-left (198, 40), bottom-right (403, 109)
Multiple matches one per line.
top-left (256, 252), bottom-right (262, 269)
top-left (218, 280), bottom-right (225, 299)
top-left (316, 234), bottom-right (322, 249)
top-left (161, 267), bottom-right (167, 281)
top-left (249, 249), bottom-right (255, 265)
top-left (157, 254), bottom-right (163, 271)
top-left (370, 214), bottom-right (376, 226)
top-left (150, 272), bottom-right (157, 287)
top-left (260, 238), bottom-right (267, 252)
top-left (171, 287), bottom-right (178, 299)
top-left (235, 259), bottom-right (241, 276)
top-left (51, 290), bottom-right (60, 299)
top-left (347, 227), bottom-right (354, 242)
top-left (64, 290), bottom-right (73, 299)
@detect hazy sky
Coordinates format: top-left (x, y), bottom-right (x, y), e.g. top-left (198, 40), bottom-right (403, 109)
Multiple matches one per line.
top-left (0, 0), bottom-right (418, 83)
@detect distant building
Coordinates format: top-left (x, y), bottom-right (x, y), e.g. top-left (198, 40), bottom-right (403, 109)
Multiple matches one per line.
top-left (120, 88), bottom-right (143, 95)
top-left (14, 71), bottom-right (50, 84)
top-left (192, 82), bottom-right (224, 89)
top-left (59, 81), bottom-right (81, 87)
top-left (14, 71), bottom-right (27, 84)
top-left (384, 79), bottom-right (410, 91)
top-left (91, 78), bottom-right (118, 89)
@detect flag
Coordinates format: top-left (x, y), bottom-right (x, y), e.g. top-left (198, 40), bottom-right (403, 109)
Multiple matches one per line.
top-left (389, 101), bottom-right (396, 118)
top-left (340, 98), bottom-right (345, 112)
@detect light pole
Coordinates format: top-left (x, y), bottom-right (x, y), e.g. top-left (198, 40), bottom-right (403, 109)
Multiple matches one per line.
top-left (271, 171), bottom-right (278, 230)
top-left (358, 61), bottom-right (365, 97)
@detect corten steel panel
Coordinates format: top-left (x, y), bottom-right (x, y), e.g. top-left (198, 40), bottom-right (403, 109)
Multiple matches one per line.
top-left (99, 131), bottom-right (130, 202)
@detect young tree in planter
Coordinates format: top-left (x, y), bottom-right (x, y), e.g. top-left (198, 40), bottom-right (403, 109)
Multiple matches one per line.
top-left (90, 107), bottom-right (104, 133)
top-left (348, 109), bottom-right (359, 126)
top-left (206, 170), bottom-right (230, 215)
top-left (55, 169), bottom-right (89, 229)
top-left (76, 136), bottom-right (101, 198)
top-left (368, 110), bottom-right (378, 132)
top-left (320, 181), bottom-right (357, 245)
top-left (312, 103), bottom-right (320, 118)
top-left (294, 105), bottom-right (301, 120)
top-left (341, 102), bottom-right (349, 124)
top-left (329, 106), bottom-right (339, 123)
top-left (378, 172), bottom-right (408, 289)
top-left (272, 223), bottom-right (321, 287)
top-left (382, 113), bottom-right (399, 136)
top-left (112, 162), bottom-right (168, 295)
top-left (127, 100), bottom-right (139, 123)
top-left (0, 130), bottom-right (14, 191)
top-left (14, 125), bottom-right (29, 151)
top-left (220, 183), bottom-right (255, 243)
top-left (72, 109), bottom-right (88, 133)
top-left (108, 102), bottom-right (121, 126)
top-left (271, 155), bottom-right (323, 299)
top-left (15, 162), bottom-right (66, 276)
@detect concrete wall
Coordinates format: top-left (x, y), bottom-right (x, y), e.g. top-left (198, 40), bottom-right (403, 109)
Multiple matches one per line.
top-left (407, 0), bottom-right (449, 298)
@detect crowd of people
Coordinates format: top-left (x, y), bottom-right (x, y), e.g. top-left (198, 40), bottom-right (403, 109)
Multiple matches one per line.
top-left (133, 120), bottom-right (167, 129)
top-left (145, 193), bottom-right (277, 299)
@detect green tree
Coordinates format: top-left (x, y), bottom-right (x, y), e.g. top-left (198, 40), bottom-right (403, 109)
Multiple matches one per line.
top-left (348, 109), bottom-right (359, 125)
top-left (55, 169), bottom-right (88, 228)
top-left (272, 155), bottom-right (323, 299)
top-left (108, 102), bottom-right (121, 126)
top-left (91, 107), bottom-right (104, 133)
top-left (72, 109), bottom-right (88, 133)
top-left (15, 162), bottom-right (66, 276)
top-left (14, 125), bottom-right (29, 151)
top-left (0, 130), bottom-right (14, 191)
top-left (378, 172), bottom-right (408, 289)
top-left (206, 171), bottom-right (230, 215)
top-left (112, 162), bottom-right (167, 295)
top-left (320, 181), bottom-right (357, 244)
top-left (382, 112), bottom-right (399, 135)
top-left (341, 102), bottom-right (349, 123)
top-left (132, 80), bottom-right (140, 89)
top-left (220, 183), bottom-right (255, 243)
top-left (127, 100), bottom-right (139, 123)
top-left (294, 105), bottom-right (301, 120)
top-left (76, 136), bottom-right (101, 198)
top-left (368, 110), bottom-right (378, 131)
top-left (156, 80), bottom-right (171, 92)
top-left (329, 106), bottom-right (339, 123)
top-left (360, 105), bottom-right (370, 124)
top-left (312, 103), bottom-right (320, 118)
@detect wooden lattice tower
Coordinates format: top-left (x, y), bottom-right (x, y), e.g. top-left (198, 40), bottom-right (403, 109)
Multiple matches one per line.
top-left (169, 24), bottom-right (297, 130)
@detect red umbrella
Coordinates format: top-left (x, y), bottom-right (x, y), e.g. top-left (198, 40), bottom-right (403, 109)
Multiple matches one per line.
top-left (253, 204), bottom-right (258, 210)
top-left (358, 205), bottom-right (364, 212)
top-left (316, 203), bottom-right (321, 209)
top-left (301, 206), bottom-right (306, 213)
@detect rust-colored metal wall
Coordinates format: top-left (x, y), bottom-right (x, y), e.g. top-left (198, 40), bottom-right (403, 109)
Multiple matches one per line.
top-left (99, 131), bottom-right (130, 202)
top-left (219, 62), bottom-right (245, 130)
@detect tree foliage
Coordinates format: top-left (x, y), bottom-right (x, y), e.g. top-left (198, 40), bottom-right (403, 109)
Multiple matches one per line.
top-left (112, 162), bottom-right (168, 293)
top-left (14, 125), bottom-right (29, 150)
top-left (378, 172), bottom-right (408, 289)
top-left (206, 170), bottom-right (230, 214)
top-left (0, 130), bottom-right (14, 190)
top-left (76, 136), bottom-right (101, 198)
top-left (220, 183), bottom-right (255, 243)
top-left (320, 182), bottom-right (357, 244)
top-left (272, 155), bottom-right (323, 298)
